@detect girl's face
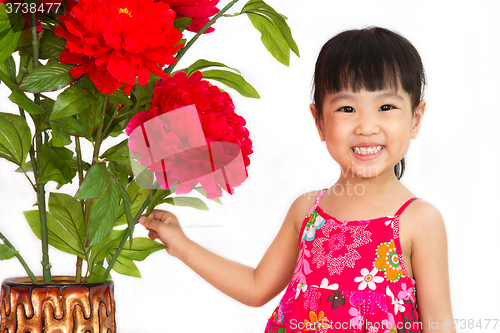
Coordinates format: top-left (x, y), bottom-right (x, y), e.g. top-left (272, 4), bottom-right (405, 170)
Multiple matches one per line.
top-left (310, 88), bottom-right (425, 179)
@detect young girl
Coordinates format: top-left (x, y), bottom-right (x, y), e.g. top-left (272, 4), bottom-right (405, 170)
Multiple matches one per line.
top-left (139, 27), bottom-right (455, 333)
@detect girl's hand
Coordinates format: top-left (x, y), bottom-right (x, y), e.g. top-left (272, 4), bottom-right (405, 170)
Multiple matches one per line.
top-left (139, 210), bottom-right (189, 258)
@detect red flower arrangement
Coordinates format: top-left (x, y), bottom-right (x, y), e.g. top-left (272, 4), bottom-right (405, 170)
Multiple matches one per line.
top-left (126, 71), bottom-right (252, 198)
top-left (54, 0), bottom-right (183, 94)
top-left (158, 0), bottom-right (220, 33)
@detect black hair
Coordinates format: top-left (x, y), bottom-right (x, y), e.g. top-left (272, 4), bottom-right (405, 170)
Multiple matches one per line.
top-left (312, 27), bottom-right (426, 179)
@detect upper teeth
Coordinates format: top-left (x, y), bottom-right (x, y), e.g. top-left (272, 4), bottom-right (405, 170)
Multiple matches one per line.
top-left (352, 146), bottom-right (383, 155)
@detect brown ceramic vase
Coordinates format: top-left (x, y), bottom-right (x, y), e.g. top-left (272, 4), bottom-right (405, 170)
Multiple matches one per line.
top-left (0, 276), bottom-right (116, 333)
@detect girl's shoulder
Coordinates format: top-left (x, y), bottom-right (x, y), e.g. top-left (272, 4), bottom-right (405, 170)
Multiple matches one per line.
top-left (399, 198), bottom-right (447, 241)
top-left (286, 190), bottom-right (324, 234)
top-left (400, 198), bottom-right (444, 224)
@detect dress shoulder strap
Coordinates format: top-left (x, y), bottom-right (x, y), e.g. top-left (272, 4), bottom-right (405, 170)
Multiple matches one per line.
top-left (394, 197), bottom-right (419, 217)
top-left (306, 189), bottom-right (328, 215)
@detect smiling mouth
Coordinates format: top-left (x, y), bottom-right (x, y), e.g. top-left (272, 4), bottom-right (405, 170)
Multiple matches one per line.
top-left (351, 145), bottom-right (384, 155)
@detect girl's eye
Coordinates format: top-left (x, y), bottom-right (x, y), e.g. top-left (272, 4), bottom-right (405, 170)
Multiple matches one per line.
top-left (338, 106), bottom-right (355, 113)
top-left (379, 105), bottom-right (395, 111)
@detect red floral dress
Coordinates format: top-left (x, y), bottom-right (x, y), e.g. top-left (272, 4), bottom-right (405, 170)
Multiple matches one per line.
top-left (266, 189), bottom-right (420, 333)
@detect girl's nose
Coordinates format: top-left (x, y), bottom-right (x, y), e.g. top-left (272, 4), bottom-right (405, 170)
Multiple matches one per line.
top-left (354, 111), bottom-right (380, 136)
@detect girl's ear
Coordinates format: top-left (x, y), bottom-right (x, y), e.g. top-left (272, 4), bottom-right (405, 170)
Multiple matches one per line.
top-left (309, 103), bottom-right (325, 142)
top-left (411, 99), bottom-right (426, 139)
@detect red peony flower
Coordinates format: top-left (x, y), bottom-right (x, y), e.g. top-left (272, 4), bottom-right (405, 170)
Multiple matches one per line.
top-left (158, 0), bottom-right (220, 34)
top-left (54, 0), bottom-right (183, 94)
top-left (126, 71), bottom-right (252, 198)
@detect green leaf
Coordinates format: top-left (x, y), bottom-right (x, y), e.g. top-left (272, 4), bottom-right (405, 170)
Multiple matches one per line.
top-left (0, 61), bottom-right (9, 82)
top-left (16, 50), bottom-right (32, 85)
top-left (0, 65), bottom-right (17, 91)
top-left (131, 74), bottom-right (158, 112)
top-left (194, 186), bottom-right (222, 205)
top-left (19, 63), bottom-right (76, 93)
top-left (180, 59), bottom-right (241, 76)
top-left (115, 178), bottom-right (135, 244)
top-left (75, 163), bottom-right (110, 199)
top-left (100, 139), bottom-right (132, 173)
top-left (161, 196), bottom-right (209, 211)
top-left (51, 125), bottom-right (72, 147)
top-left (8, 90), bottom-right (46, 114)
top-left (108, 254), bottom-right (141, 278)
top-left (86, 264), bottom-right (112, 283)
top-left (50, 85), bottom-right (92, 120)
top-left (40, 96), bottom-right (55, 112)
top-left (116, 180), bottom-right (149, 227)
top-left (0, 112), bottom-right (31, 168)
top-left (151, 188), bottom-right (172, 209)
top-left (108, 90), bottom-right (133, 106)
top-left (39, 29), bottom-right (66, 59)
top-left (24, 210), bottom-right (86, 258)
top-left (88, 179), bottom-right (120, 246)
top-left (0, 6), bottom-right (21, 64)
top-left (80, 94), bottom-right (104, 138)
top-left (246, 12), bottom-right (290, 66)
top-left (100, 139), bottom-right (129, 159)
top-left (174, 17), bottom-right (192, 33)
top-left (48, 192), bottom-right (86, 253)
top-left (51, 115), bottom-right (88, 138)
top-left (89, 229), bottom-right (127, 266)
top-left (119, 238), bottom-right (166, 261)
top-left (201, 69), bottom-right (260, 98)
top-left (131, 159), bottom-right (155, 189)
top-left (0, 244), bottom-right (18, 260)
top-left (242, 0), bottom-right (299, 57)
top-left (37, 144), bottom-right (76, 186)
top-left (108, 162), bottom-right (129, 186)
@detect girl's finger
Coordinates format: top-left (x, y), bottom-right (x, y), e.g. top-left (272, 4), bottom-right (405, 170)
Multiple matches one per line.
top-left (148, 230), bottom-right (159, 240)
top-left (148, 209), bottom-right (172, 223)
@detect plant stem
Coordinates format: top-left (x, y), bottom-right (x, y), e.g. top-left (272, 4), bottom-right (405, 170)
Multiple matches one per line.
top-left (101, 104), bottom-right (120, 138)
top-left (104, 194), bottom-right (153, 277)
top-left (75, 137), bottom-right (84, 283)
top-left (36, 135), bottom-right (51, 284)
top-left (92, 95), bottom-right (109, 164)
top-left (165, 0), bottom-right (240, 75)
top-left (30, 11), bottom-right (51, 284)
top-left (0, 232), bottom-right (38, 284)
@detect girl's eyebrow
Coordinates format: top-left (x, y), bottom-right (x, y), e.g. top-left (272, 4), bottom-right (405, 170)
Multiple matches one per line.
top-left (376, 91), bottom-right (405, 101)
top-left (329, 92), bottom-right (355, 104)
top-left (329, 91), bottom-right (404, 104)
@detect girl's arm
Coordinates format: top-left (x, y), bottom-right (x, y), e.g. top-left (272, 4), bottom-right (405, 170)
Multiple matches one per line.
top-left (410, 201), bottom-right (456, 333)
top-left (139, 193), bottom-right (314, 307)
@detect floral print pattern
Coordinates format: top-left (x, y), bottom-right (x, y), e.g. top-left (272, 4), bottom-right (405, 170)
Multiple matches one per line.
top-left (311, 222), bottom-right (372, 275)
top-left (327, 290), bottom-right (345, 309)
top-left (398, 282), bottom-right (416, 302)
top-left (386, 286), bottom-right (405, 314)
top-left (382, 313), bottom-right (398, 333)
top-left (354, 267), bottom-right (384, 290)
top-left (349, 307), bottom-right (364, 329)
top-left (303, 311), bottom-right (330, 331)
top-left (292, 243), bottom-right (313, 286)
top-left (374, 239), bottom-right (405, 282)
top-left (301, 210), bottom-right (326, 242)
top-left (303, 287), bottom-right (321, 311)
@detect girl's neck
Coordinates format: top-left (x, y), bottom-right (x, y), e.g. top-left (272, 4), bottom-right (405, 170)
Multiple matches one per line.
top-left (334, 167), bottom-right (404, 199)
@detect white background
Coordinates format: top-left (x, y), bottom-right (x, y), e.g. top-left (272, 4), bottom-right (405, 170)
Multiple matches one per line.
top-left (1, 1), bottom-right (500, 332)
